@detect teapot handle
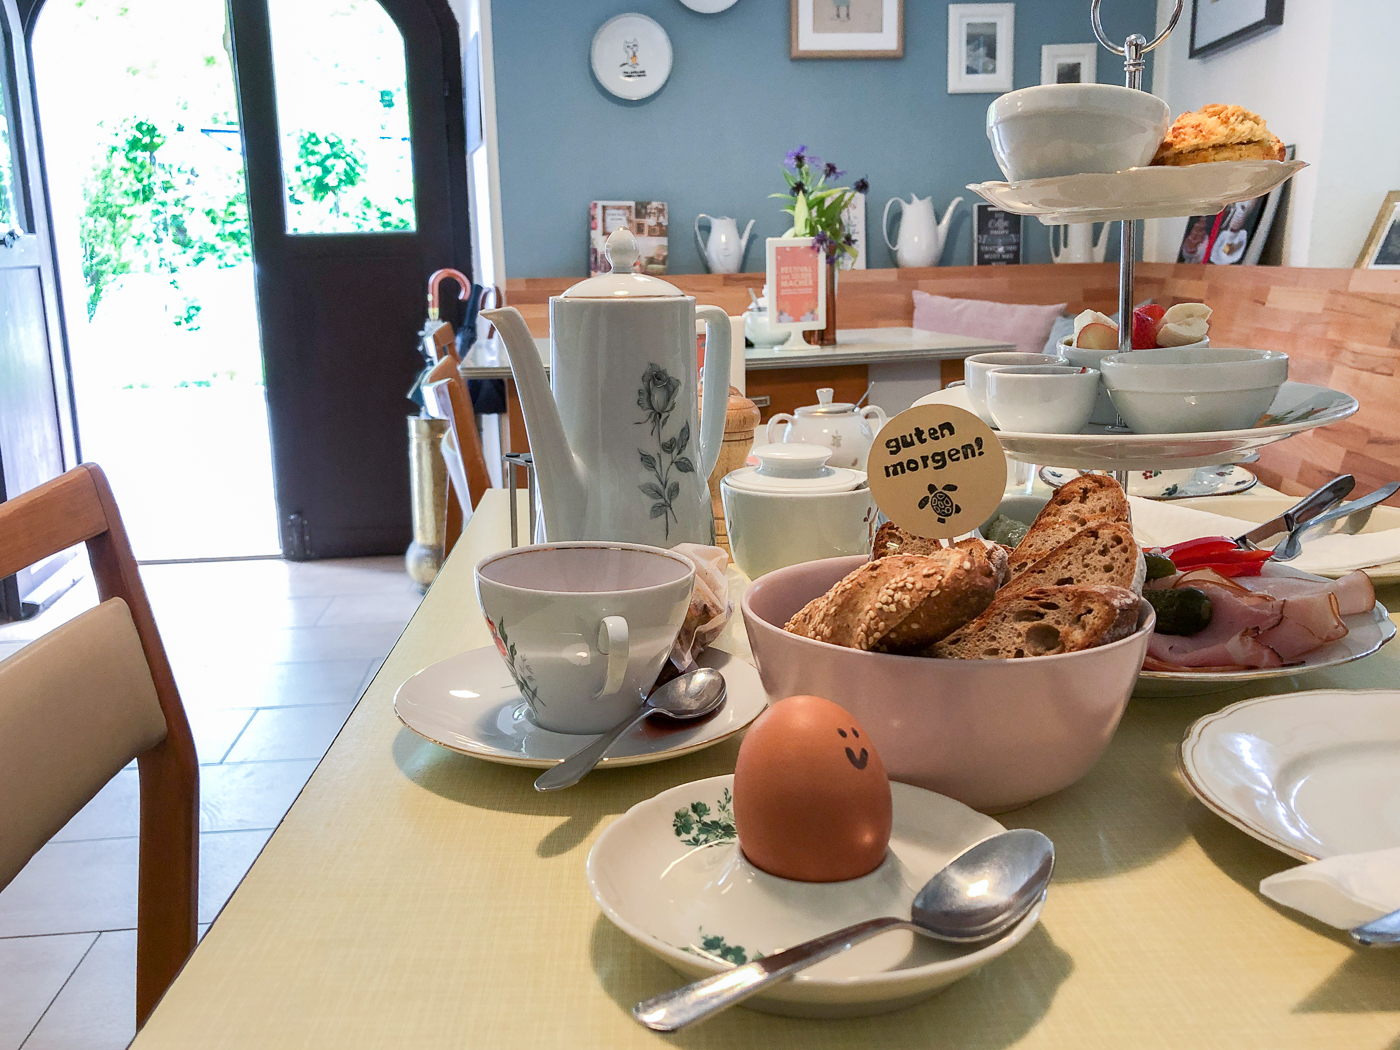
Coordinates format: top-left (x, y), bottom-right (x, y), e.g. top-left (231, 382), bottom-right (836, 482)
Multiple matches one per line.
top-left (881, 198), bottom-right (902, 253)
top-left (860, 405), bottom-right (887, 430)
top-left (695, 305), bottom-right (732, 481)
top-left (694, 215), bottom-right (711, 270)
top-left (765, 413), bottom-right (795, 444)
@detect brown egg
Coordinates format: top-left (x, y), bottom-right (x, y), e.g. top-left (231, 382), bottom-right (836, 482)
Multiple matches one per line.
top-left (733, 695), bottom-right (893, 882)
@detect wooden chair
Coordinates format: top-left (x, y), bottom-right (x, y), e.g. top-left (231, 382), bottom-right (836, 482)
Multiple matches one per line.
top-left (0, 464), bottom-right (198, 1027)
top-left (423, 356), bottom-right (492, 557)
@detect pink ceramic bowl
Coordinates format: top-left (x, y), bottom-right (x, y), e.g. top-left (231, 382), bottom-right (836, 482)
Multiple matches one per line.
top-left (741, 556), bottom-right (1155, 812)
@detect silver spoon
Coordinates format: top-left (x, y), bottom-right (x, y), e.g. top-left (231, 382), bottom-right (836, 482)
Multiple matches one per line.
top-left (633, 827), bottom-right (1054, 1032)
top-left (1273, 482), bottom-right (1400, 561)
top-left (533, 667), bottom-right (726, 792)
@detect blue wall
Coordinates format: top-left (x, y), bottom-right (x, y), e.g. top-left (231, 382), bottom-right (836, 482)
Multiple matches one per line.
top-left (491, 0), bottom-right (1156, 277)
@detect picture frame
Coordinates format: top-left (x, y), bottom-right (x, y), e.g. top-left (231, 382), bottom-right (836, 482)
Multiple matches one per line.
top-left (838, 193), bottom-right (866, 271)
top-left (790, 0), bottom-right (903, 60)
top-left (590, 201), bottom-right (668, 276)
top-left (973, 203), bottom-right (1022, 265)
top-left (948, 4), bottom-right (1014, 94)
top-left (1177, 146), bottom-right (1295, 266)
top-left (765, 237), bottom-right (827, 337)
top-left (1189, 0), bottom-right (1284, 59)
top-left (1356, 191), bottom-right (1400, 270)
top-left (1040, 42), bottom-right (1097, 86)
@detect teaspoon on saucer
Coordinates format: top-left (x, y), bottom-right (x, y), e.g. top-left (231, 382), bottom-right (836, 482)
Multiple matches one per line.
top-left (633, 827), bottom-right (1055, 1031)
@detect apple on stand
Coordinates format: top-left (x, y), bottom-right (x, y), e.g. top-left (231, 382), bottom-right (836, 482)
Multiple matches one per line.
top-left (1074, 322), bottom-right (1119, 351)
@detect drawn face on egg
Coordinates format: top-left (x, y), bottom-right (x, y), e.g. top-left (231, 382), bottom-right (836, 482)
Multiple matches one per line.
top-left (836, 727), bottom-right (869, 770)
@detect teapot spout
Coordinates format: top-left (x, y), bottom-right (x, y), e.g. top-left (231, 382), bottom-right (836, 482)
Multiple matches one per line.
top-left (937, 196), bottom-right (964, 238)
top-left (481, 307), bottom-right (587, 538)
top-left (739, 218), bottom-right (756, 255)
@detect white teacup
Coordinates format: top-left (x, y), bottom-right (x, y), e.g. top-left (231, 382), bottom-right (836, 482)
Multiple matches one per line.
top-left (963, 352), bottom-right (1061, 425)
top-left (475, 542), bottom-right (695, 734)
top-left (985, 365), bottom-right (1100, 434)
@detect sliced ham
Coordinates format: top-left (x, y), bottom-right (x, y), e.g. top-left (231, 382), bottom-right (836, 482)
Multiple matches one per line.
top-left (1255, 592), bottom-right (1348, 661)
top-left (1234, 568), bottom-right (1375, 616)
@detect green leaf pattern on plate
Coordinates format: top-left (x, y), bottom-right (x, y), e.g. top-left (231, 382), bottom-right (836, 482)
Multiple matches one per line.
top-left (672, 788), bottom-right (735, 847)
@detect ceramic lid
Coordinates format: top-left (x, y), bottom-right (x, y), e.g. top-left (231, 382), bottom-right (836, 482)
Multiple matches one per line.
top-left (563, 228), bottom-right (685, 298)
top-left (795, 388), bottom-right (858, 417)
top-left (724, 442), bottom-right (865, 494)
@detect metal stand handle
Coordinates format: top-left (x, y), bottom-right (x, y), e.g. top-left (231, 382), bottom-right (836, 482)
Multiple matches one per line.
top-left (503, 452), bottom-right (536, 547)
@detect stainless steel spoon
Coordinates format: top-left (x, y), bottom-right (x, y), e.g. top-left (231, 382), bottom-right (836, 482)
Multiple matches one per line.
top-left (1272, 482), bottom-right (1400, 561)
top-left (533, 667), bottom-right (726, 792)
top-left (632, 827), bottom-right (1054, 1032)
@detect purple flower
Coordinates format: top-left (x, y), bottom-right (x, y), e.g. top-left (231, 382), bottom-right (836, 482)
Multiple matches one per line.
top-left (812, 230), bottom-right (834, 256)
top-left (805, 155), bottom-right (823, 174)
top-left (823, 161), bottom-right (844, 179)
top-left (784, 144), bottom-right (808, 171)
top-left (853, 177), bottom-right (869, 194)
top-left (842, 232), bottom-right (855, 246)
top-left (791, 180), bottom-right (806, 196)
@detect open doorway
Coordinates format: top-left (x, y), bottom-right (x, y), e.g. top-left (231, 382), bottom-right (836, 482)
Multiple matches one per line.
top-left (31, 0), bottom-right (280, 560)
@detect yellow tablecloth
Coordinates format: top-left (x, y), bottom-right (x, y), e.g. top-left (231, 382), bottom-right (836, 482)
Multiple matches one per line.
top-left (133, 490), bottom-right (1400, 1049)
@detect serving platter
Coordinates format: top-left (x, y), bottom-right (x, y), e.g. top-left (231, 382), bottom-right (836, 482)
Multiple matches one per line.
top-left (1179, 689), bottom-right (1400, 861)
top-left (394, 646), bottom-right (766, 768)
top-left (587, 774), bottom-right (1043, 1018)
top-left (967, 159), bottom-right (1306, 226)
top-left (914, 382), bottom-right (1358, 472)
top-left (1040, 464), bottom-right (1256, 500)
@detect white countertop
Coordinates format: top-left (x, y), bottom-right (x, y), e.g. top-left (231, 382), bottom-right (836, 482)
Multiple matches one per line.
top-left (458, 326), bottom-right (1014, 379)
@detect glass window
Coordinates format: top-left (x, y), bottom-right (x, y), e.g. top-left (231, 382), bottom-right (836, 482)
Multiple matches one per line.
top-left (0, 66), bottom-right (20, 228)
top-left (267, 0), bottom-right (416, 234)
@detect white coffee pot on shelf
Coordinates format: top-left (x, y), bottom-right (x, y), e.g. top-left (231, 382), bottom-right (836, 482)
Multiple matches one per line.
top-left (765, 388), bottom-right (888, 471)
top-left (695, 214), bottom-right (756, 273)
top-left (882, 194), bottom-right (962, 268)
top-left (482, 228), bottom-right (732, 547)
top-left (1051, 222), bottom-right (1113, 264)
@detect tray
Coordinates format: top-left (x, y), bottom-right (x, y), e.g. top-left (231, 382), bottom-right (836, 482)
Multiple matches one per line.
top-left (967, 160), bottom-right (1306, 225)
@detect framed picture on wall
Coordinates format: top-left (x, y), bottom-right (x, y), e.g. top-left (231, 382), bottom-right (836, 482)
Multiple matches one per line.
top-left (1356, 192), bottom-right (1400, 270)
top-left (790, 0), bottom-right (903, 60)
top-left (1040, 42), bottom-right (1097, 85)
top-left (839, 193), bottom-right (867, 270)
top-left (948, 4), bottom-right (1015, 94)
top-left (1189, 0), bottom-right (1284, 58)
top-left (973, 203), bottom-right (1022, 265)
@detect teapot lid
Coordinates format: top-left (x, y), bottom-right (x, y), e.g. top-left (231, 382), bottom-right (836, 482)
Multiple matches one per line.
top-left (795, 388), bottom-right (858, 417)
top-left (563, 228), bottom-right (685, 298)
top-left (723, 442), bottom-right (865, 494)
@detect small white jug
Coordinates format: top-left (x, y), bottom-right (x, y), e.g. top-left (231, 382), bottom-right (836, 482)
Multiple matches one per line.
top-left (695, 215), bottom-right (756, 274)
top-left (1051, 222), bottom-right (1113, 264)
top-left (882, 195), bottom-right (962, 268)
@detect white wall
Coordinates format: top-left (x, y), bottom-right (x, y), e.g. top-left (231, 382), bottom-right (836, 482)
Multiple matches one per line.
top-left (1146, 0), bottom-right (1397, 267)
top-left (447, 0), bottom-right (505, 289)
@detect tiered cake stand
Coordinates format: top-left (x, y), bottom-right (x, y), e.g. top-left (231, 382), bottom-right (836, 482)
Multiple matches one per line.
top-left (965, 0), bottom-right (1353, 484)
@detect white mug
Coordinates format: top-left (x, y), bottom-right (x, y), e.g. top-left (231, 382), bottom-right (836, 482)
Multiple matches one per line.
top-left (475, 542), bottom-right (695, 734)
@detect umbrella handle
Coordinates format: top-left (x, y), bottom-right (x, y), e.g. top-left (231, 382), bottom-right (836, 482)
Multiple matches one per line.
top-left (428, 268), bottom-right (472, 320)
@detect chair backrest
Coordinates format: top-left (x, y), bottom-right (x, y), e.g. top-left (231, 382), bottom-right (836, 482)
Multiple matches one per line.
top-left (0, 464), bottom-right (198, 1026)
top-left (423, 356), bottom-right (493, 555)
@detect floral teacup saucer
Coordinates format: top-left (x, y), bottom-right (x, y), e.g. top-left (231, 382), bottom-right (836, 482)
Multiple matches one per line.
top-left (587, 774), bottom-right (1045, 1018)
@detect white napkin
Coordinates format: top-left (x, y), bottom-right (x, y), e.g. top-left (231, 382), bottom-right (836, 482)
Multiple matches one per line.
top-left (1259, 847), bottom-right (1400, 929)
top-left (1128, 495), bottom-right (1400, 574)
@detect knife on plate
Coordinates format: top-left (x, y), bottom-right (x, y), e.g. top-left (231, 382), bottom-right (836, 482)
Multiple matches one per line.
top-left (1272, 481), bottom-right (1400, 561)
top-left (1234, 475), bottom-right (1354, 550)
top-left (1352, 906), bottom-right (1400, 947)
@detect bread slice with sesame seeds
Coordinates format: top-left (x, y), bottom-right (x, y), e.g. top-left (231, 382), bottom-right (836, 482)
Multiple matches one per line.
top-left (784, 546), bottom-right (998, 654)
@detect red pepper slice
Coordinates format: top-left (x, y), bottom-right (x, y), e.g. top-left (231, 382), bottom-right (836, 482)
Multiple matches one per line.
top-left (1174, 548), bottom-right (1273, 567)
top-left (1162, 536), bottom-right (1238, 560)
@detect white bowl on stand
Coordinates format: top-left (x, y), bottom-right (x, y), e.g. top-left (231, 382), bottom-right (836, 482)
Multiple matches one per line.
top-left (1101, 347), bottom-right (1289, 434)
top-left (987, 84), bottom-right (1170, 182)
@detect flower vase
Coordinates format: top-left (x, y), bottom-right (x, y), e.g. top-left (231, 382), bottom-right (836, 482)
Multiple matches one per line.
top-left (805, 262), bottom-right (838, 346)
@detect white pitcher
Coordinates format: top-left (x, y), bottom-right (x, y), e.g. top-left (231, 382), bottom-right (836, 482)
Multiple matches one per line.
top-left (695, 214), bottom-right (755, 274)
top-left (882, 195), bottom-right (962, 268)
top-left (1051, 222), bottom-right (1113, 264)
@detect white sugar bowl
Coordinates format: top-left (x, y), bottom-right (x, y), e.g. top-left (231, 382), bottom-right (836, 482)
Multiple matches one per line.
top-left (765, 388), bottom-right (888, 470)
top-left (722, 443), bottom-right (875, 579)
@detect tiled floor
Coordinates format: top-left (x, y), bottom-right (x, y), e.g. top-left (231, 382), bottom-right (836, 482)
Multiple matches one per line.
top-left (0, 555), bottom-right (421, 1049)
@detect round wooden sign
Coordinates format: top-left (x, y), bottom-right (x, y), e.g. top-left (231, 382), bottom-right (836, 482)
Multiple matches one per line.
top-left (866, 405), bottom-right (1007, 539)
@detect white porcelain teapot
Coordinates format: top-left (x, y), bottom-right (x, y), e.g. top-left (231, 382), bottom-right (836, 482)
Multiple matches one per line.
top-left (765, 388), bottom-right (887, 470)
top-left (1051, 222), bottom-right (1112, 264)
top-left (483, 228), bottom-right (732, 546)
top-left (695, 214), bottom-right (756, 274)
top-left (882, 194), bottom-right (962, 268)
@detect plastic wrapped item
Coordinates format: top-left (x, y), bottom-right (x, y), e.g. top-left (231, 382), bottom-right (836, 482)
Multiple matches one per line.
top-left (669, 543), bottom-right (733, 666)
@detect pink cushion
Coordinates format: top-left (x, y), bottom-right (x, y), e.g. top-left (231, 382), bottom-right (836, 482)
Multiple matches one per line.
top-left (912, 290), bottom-right (1067, 357)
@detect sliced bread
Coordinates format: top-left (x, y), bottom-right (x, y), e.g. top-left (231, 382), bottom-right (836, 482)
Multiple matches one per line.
top-left (1009, 474), bottom-right (1131, 575)
top-left (871, 521), bottom-right (945, 559)
top-left (784, 547), bottom-right (998, 653)
top-left (999, 522), bottom-right (1146, 600)
top-left (932, 585), bottom-right (1142, 659)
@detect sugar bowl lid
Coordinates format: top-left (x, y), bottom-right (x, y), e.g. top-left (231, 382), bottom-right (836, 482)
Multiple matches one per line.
top-left (796, 388), bottom-right (858, 417)
top-left (563, 228), bottom-right (684, 298)
top-left (723, 442), bottom-right (865, 494)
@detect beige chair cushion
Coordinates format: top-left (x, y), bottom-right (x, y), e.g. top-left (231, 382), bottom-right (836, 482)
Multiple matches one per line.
top-left (0, 598), bottom-right (168, 890)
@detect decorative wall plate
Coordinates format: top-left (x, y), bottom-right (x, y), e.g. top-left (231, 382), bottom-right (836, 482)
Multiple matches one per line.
top-left (591, 14), bottom-right (674, 101)
top-left (678, 0), bottom-right (739, 11)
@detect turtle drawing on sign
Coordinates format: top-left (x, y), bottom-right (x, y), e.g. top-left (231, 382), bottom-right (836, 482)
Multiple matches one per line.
top-left (919, 482), bottom-right (960, 523)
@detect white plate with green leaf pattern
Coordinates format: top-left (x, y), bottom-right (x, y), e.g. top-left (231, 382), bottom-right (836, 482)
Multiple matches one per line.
top-left (587, 774), bottom-right (1044, 1018)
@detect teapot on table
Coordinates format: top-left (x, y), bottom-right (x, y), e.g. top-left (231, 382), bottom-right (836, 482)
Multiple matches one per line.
top-left (882, 194), bottom-right (962, 268)
top-left (765, 388), bottom-right (887, 471)
top-left (695, 214), bottom-right (756, 274)
top-left (483, 228), bottom-right (732, 546)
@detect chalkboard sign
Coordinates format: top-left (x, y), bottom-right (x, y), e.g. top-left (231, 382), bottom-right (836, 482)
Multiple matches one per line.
top-left (974, 204), bottom-right (1022, 266)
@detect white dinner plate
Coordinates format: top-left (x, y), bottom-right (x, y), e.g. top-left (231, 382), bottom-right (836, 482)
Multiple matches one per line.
top-left (587, 774), bottom-right (1043, 1018)
top-left (1134, 563), bottom-right (1396, 696)
top-left (1179, 689), bottom-right (1400, 861)
top-left (1040, 464), bottom-right (1257, 500)
top-left (914, 382), bottom-right (1358, 472)
top-left (590, 14), bottom-right (673, 101)
top-left (967, 160), bottom-right (1307, 226)
top-left (394, 647), bottom-right (766, 768)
